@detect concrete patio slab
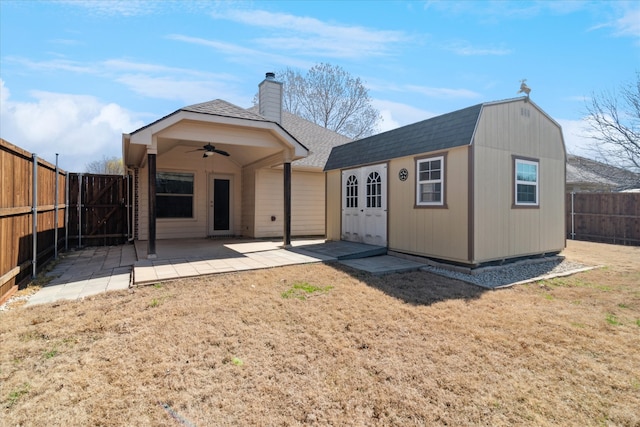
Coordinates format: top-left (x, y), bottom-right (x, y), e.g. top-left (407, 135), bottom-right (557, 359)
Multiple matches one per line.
top-left (339, 255), bottom-right (426, 275)
top-left (23, 238), bottom-right (429, 306)
top-left (25, 245), bottom-right (135, 307)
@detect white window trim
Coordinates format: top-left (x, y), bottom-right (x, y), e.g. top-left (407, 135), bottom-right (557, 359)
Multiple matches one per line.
top-left (514, 158), bottom-right (539, 206)
top-left (416, 156), bottom-right (444, 206)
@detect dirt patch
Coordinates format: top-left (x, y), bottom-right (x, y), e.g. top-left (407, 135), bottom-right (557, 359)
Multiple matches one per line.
top-left (1, 240), bottom-right (639, 426)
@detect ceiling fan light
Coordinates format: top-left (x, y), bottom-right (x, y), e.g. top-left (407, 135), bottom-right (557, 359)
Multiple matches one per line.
top-left (204, 151), bottom-right (214, 157)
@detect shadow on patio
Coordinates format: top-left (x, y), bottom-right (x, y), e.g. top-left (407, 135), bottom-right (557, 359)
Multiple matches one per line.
top-left (132, 238), bottom-right (393, 285)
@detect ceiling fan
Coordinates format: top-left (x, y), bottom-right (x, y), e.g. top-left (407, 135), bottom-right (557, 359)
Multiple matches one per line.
top-left (187, 143), bottom-right (230, 158)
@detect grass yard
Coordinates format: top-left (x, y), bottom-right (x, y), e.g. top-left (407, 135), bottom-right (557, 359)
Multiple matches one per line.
top-left (1, 240), bottom-right (639, 426)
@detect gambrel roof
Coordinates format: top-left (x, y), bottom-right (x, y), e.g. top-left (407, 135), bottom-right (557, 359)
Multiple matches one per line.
top-left (324, 103), bottom-right (483, 171)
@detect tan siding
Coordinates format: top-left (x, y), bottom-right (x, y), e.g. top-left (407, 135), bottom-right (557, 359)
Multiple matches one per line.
top-left (254, 169), bottom-right (326, 238)
top-left (241, 167), bottom-right (256, 237)
top-left (137, 146), bottom-right (242, 240)
top-left (325, 170), bottom-right (342, 240)
top-left (388, 146), bottom-right (469, 263)
top-left (473, 100), bottom-right (566, 263)
top-left (291, 171), bottom-right (325, 236)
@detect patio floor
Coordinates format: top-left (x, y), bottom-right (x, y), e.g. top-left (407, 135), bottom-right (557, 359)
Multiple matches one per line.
top-left (23, 238), bottom-right (426, 307)
top-left (132, 238), bottom-right (393, 285)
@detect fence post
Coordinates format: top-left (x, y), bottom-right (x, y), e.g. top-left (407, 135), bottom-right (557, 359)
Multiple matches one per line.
top-left (54, 153), bottom-right (59, 259)
top-left (570, 192), bottom-right (575, 240)
top-left (32, 153), bottom-right (38, 279)
top-left (78, 174), bottom-right (83, 248)
top-left (65, 172), bottom-right (69, 251)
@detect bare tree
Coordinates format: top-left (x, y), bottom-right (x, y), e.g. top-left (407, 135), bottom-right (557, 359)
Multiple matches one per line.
top-left (584, 72), bottom-right (640, 174)
top-left (85, 155), bottom-right (124, 175)
top-left (274, 63), bottom-right (381, 139)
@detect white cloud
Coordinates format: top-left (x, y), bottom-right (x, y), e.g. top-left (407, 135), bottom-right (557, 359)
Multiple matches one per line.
top-left (211, 9), bottom-right (410, 59)
top-left (0, 79), bottom-right (143, 172)
top-left (406, 84), bottom-right (482, 99)
top-left (114, 74), bottom-right (249, 106)
top-left (556, 117), bottom-right (599, 158)
top-left (443, 40), bottom-right (512, 56)
top-left (372, 99), bottom-right (437, 132)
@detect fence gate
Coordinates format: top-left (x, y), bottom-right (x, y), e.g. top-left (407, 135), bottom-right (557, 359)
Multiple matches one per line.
top-left (68, 173), bottom-right (131, 247)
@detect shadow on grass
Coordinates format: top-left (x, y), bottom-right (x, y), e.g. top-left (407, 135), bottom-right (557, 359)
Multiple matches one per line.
top-left (328, 262), bottom-right (487, 306)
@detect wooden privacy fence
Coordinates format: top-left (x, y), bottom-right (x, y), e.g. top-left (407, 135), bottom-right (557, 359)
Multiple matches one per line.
top-left (1, 139), bottom-right (67, 304)
top-left (67, 173), bottom-right (130, 247)
top-left (567, 192), bottom-right (640, 246)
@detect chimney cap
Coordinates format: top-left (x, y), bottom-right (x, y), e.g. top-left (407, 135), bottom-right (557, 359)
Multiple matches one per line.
top-left (265, 72), bottom-right (276, 80)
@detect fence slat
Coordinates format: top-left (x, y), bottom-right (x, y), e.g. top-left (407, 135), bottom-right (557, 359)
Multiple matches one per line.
top-left (567, 192), bottom-right (640, 246)
top-left (0, 139), bottom-right (68, 303)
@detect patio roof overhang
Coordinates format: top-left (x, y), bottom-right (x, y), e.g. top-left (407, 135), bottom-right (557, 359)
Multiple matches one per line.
top-left (122, 110), bottom-right (309, 169)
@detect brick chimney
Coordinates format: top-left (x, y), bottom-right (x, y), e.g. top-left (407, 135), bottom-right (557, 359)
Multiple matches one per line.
top-left (258, 72), bottom-right (283, 124)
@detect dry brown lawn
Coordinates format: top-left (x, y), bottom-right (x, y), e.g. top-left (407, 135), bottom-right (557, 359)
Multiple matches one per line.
top-left (1, 240), bottom-right (639, 426)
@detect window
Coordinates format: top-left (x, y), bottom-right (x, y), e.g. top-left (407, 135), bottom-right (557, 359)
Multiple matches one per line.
top-left (416, 156), bottom-right (444, 206)
top-left (514, 158), bottom-right (538, 206)
top-left (366, 172), bottom-right (382, 208)
top-left (346, 175), bottom-right (358, 208)
top-left (156, 171), bottom-right (194, 218)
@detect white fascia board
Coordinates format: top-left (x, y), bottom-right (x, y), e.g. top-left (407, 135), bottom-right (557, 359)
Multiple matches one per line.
top-left (129, 110), bottom-right (308, 159)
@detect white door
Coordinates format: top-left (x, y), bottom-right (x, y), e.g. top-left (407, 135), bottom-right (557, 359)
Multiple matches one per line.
top-left (341, 169), bottom-right (361, 242)
top-left (341, 164), bottom-right (387, 246)
top-left (209, 175), bottom-right (233, 236)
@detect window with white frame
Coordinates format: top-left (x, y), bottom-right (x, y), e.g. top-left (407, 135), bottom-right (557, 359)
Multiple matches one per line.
top-left (416, 156), bottom-right (444, 206)
top-left (156, 171), bottom-right (194, 218)
top-left (514, 158), bottom-right (539, 206)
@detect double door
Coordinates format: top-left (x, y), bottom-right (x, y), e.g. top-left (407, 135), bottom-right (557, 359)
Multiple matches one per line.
top-left (341, 164), bottom-right (387, 246)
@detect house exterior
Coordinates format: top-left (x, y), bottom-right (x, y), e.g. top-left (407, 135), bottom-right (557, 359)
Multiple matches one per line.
top-left (324, 97), bottom-right (567, 267)
top-left (123, 73), bottom-right (351, 257)
top-left (566, 154), bottom-right (640, 192)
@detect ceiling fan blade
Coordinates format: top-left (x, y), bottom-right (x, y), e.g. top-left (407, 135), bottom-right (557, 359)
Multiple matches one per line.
top-left (186, 148), bottom-right (205, 153)
top-left (213, 149), bottom-right (230, 156)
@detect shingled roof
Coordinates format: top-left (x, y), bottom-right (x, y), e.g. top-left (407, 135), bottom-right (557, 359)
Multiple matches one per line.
top-left (324, 103), bottom-right (483, 171)
top-left (246, 106), bottom-right (352, 169)
top-left (567, 154), bottom-right (640, 191)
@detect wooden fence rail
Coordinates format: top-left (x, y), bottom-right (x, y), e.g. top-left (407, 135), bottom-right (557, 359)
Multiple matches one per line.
top-left (1, 139), bottom-right (67, 304)
top-left (567, 192), bottom-right (640, 246)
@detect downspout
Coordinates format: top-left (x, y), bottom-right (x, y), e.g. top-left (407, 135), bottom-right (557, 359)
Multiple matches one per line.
top-left (126, 172), bottom-right (134, 242)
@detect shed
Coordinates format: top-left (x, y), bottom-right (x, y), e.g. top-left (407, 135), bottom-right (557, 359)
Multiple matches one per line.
top-left (324, 97), bottom-right (567, 267)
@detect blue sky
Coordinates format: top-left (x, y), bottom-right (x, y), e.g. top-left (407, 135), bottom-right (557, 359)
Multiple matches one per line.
top-left (1, 0), bottom-right (638, 172)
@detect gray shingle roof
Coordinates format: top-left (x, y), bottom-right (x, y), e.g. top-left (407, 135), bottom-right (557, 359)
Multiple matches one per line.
top-left (246, 106), bottom-right (352, 168)
top-left (567, 155), bottom-right (640, 190)
top-left (183, 99), bottom-right (268, 122)
top-left (133, 98), bottom-right (352, 169)
top-left (324, 103), bottom-right (483, 171)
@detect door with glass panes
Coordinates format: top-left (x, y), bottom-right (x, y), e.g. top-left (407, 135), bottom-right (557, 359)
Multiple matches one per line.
top-left (341, 164), bottom-right (387, 246)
